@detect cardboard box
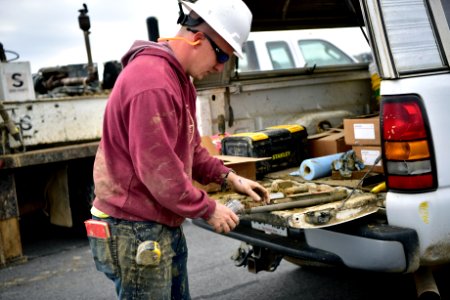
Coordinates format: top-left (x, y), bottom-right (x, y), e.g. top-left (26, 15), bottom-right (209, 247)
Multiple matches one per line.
top-left (307, 129), bottom-right (352, 158)
top-left (353, 145), bottom-right (384, 173)
top-left (344, 116), bottom-right (381, 146)
top-left (201, 136), bottom-right (220, 155)
top-left (193, 155), bottom-right (269, 192)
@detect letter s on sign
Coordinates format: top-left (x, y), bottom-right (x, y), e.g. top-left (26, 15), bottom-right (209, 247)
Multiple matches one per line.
top-left (12, 73), bottom-right (24, 88)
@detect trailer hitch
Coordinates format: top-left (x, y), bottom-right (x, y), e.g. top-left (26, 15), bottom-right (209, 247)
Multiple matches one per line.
top-left (231, 242), bottom-right (283, 273)
top-left (231, 242), bottom-right (253, 267)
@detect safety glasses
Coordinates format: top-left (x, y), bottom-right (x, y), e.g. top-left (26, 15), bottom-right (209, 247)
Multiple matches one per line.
top-left (187, 28), bottom-right (230, 64)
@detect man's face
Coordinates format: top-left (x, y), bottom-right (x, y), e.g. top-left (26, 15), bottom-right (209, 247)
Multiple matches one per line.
top-left (189, 30), bottom-right (234, 80)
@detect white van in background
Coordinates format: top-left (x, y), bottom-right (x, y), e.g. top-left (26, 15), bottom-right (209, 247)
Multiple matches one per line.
top-left (239, 28), bottom-right (370, 72)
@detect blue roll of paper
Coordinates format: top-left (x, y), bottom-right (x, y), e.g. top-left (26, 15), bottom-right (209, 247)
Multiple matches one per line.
top-left (299, 153), bottom-right (344, 180)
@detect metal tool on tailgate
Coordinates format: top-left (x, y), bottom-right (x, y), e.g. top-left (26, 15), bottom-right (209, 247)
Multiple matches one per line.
top-left (225, 190), bottom-right (348, 214)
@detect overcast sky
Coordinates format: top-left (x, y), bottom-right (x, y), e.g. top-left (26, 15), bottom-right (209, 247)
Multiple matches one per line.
top-left (1, 0), bottom-right (370, 77)
top-left (1, 0), bottom-right (180, 73)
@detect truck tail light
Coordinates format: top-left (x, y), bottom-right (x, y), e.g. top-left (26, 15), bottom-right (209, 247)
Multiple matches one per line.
top-left (381, 94), bottom-right (437, 192)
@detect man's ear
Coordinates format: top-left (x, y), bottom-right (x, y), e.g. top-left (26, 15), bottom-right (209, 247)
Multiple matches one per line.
top-left (191, 32), bottom-right (204, 46)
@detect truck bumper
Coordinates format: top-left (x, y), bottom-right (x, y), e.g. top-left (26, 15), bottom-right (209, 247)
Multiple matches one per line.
top-left (192, 217), bottom-right (420, 273)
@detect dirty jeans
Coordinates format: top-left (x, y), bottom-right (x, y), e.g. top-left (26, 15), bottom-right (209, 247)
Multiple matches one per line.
top-left (87, 216), bottom-right (190, 300)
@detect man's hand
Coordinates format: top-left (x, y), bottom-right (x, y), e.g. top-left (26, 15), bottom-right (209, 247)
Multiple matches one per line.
top-left (226, 171), bottom-right (270, 204)
top-left (207, 203), bottom-right (239, 233)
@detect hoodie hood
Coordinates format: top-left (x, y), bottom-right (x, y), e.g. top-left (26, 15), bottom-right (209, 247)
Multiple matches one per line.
top-left (120, 40), bottom-right (188, 84)
top-left (121, 40), bottom-right (172, 67)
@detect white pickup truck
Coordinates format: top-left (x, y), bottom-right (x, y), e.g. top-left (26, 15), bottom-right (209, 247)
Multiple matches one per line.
top-left (191, 0), bottom-right (450, 298)
top-left (239, 28), bottom-right (362, 72)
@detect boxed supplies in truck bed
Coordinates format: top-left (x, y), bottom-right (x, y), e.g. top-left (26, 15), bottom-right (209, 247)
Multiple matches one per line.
top-left (343, 116), bottom-right (381, 146)
top-left (307, 129), bottom-right (352, 158)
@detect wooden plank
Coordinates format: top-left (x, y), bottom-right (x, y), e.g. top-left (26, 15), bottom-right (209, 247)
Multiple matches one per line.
top-left (0, 141), bottom-right (99, 169)
top-left (0, 217), bottom-right (24, 266)
top-left (0, 172), bottom-right (19, 220)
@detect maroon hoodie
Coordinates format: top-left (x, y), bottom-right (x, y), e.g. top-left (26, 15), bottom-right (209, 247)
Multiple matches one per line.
top-left (92, 40), bottom-right (229, 227)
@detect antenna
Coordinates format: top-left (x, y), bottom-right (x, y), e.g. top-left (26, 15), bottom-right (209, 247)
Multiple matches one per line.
top-left (77, 3), bottom-right (95, 80)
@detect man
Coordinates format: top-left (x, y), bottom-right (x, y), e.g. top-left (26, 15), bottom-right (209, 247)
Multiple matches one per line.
top-left (86, 0), bottom-right (269, 299)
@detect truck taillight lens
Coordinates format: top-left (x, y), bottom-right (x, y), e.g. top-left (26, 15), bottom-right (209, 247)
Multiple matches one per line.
top-left (381, 95), bottom-right (437, 192)
top-left (384, 141), bottom-right (430, 160)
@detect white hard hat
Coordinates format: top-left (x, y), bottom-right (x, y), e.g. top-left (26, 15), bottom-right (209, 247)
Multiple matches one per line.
top-left (180, 0), bottom-right (252, 58)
